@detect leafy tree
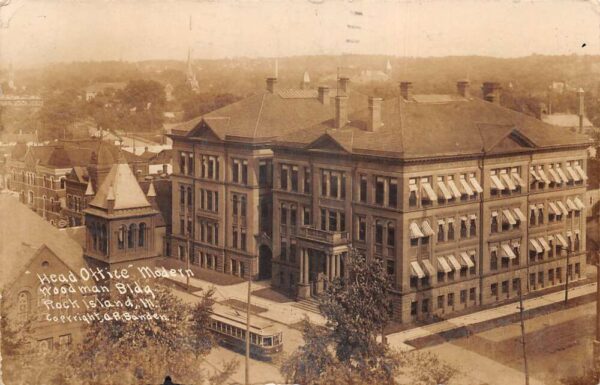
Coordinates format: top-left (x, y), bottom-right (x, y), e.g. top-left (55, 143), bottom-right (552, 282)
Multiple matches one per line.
top-left (118, 79), bottom-right (166, 111)
top-left (405, 351), bottom-right (458, 385)
top-left (281, 250), bottom-right (399, 384)
top-left (39, 89), bottom-right (84, 140)
top-left (180, 92), bottom-right (242, 120)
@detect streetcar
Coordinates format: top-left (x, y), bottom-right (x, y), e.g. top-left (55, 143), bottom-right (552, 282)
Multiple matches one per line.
top-left (208, 303), bottom-right (283, 360)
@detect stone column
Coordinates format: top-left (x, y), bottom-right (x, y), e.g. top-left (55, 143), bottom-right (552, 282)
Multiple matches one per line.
top-left (335, 254), bottom-right (341, 277)
top-left (297, 247), bottom-right (311, 299)
top-left (304, 249), bottom-right (310, 284)
top-left (299, 249), bottom-right (305, 284)
top-left (326, 253), bottom-right (331, 281)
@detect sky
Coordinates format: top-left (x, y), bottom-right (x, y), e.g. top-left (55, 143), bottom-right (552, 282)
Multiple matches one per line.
top-left (1, 0), bottom-right (599, 68)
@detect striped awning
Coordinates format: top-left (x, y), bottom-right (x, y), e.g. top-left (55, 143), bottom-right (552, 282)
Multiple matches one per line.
top-left (501, 173), bottom-right (517, 190)
top-left (512, 172), bottom-right (525, 187)
top-left (529, 239), bottom-right (543, 254)
top-left (574, 164), bottom-right (588, 180)
top-left (537, 169), bottom-right (551, 184)
top-left (566, 166), bottom-right (580, 182)
top-left (503, 209), bottom-right (517, 225)
top-left (548, 168), bottom-right (562, 184)
top-left (422, 182), bottom-right (438, 201)
top-left (421, 220), bottom-right (435, 236)
top-left (490, 175), bottom-right (505, 190)
top-left (501, 243), bottom-right (517, 259)
top-left (447, 254), bottom-right (462, 271)
top-left (460, 178), bottom-right (474, 196)
top-left (470, 177), bottom-right (483, 193)
top-left (530, 168), bottom-right (540, 181)
top-left (557, 201), bottom-right (569, 216)
top-left (574, 197), bottom-right (585, 210)
top-left (566, 199), bottom-right (578, 211)
top-left (421, 259), bottom-right (436, 276)
top-left (447, 179), bottom-right (462, 199)
top-left (410, 261), bottom-right (425, 278)
top-left (513, 208), bottom-right (526, 222)
top-left (437, 256), bottom-right (452, 273)
top-left (548, 202), bottom-right (560, 215)
top-left (437, 181), bottom-right (453, 200)
top-left (459, 251), bottom-right (475, 268)
top-left (409, 222), bottom-right (425, 239)
top-left (538, 237), bottom-right (551, 252)
top-left (556, 234), bottom-right (568, 247)
top-left (556, 168), bottom-right (569, 184)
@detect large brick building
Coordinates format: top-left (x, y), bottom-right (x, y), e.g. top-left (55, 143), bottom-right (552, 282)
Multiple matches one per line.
top-left (168, 77), bottom-right (590, 323)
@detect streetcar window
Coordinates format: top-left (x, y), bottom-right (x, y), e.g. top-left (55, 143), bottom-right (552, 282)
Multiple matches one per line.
top-left (264, 337), bottom-right (273, 346)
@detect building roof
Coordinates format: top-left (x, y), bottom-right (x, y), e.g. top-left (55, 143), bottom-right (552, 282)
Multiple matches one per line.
top-left (541, 113), bottom-right (594, 128)
top-left (277, 95), bottom-right (591, 159)
top-left (89, 158), bottom-right (151, 210)
top-left (0, 193), bottom-right (85, 291)
top-left (139, 178), bottom-right (171, 227)
top-left (171, 88), bottom-right (368, 142)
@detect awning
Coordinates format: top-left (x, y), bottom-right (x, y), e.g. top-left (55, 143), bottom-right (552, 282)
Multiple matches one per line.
top-left (409, 222), bottom-right (424, 239)
top-left (490, 175), bottom-right (505, 190)
top-left (437, 256), bottom-right (452, 273)
top-left (530, 168), bottom-right (540, 181)
top-left (512, 172), bottom-right (525, 187)
top-left (447, 179), bottom-right (462, 199)
top-left (470, 177), bottom-right (483, 193)
top-left (529, 239), bottom-right (543, 254)
top-left (421, 259), bottom-right (436, 276)
top-left (410, 261), bottom-right (425, 278)
top-left (460, 215), bottom-right (468, 222)
top-left (469, 214), bottom-right (477, 221)
top-left (537, 169), bottom-right (551, 184)
top-left (548, 202), bottom-right (560, 215)
top-left (437, 181), bottom-right (453, 200)
top-left (447, 254), bottom-right (462, 271)
top-left (556, 234), bottom-right (568, 247)
top-left (548, 168), bottom-right (562, 184)
top-left (513, 208), bottom-right (526, 222)
top-left (557, 201), bottom-right (569, 216)
top-left (529, 204), bottom-right (537, 213)
top-left (503, 209), bottom-right (517, 225)
top-left (557, 168), bottom-right (569, 184)
top-left (437, 219), bottom-right (445, 226)
top-left (566, 199), bottom-right (577, 211)
top-left (574, 164), bottom-right (588, 180)
top-left (491, 211), bottom-right (498, 217)
top-left (537, 203), bottom-right (544, 210)
top-left (460, 178), bottom-right (474, 196)
top-left (566, 230), bottom-right (572, 238)
top-left (501, 173), bottom-right (517, 190)
top-left (538, 237), bottom-right (551, 252)
top-left (421, 220), bottom-right (435, 236)
top-left (501, 243), bottom-right (517, 259)
top-left (409, 183), bottom-right (418, 192)
top-left (566, 166), bottom-right (580, 182)
top-left (459, 251), bottom-right (475, 268)
top-left (422, 182), bottom-right (438, 201)
top-left (574, 197), bottom-right (585, 210)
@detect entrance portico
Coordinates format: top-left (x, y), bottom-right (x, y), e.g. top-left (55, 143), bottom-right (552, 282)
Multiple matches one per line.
top-left (296, 226), bottom-right (350, 299)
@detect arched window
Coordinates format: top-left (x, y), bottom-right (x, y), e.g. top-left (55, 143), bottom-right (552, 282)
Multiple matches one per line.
top-left (100, 224), bottom-right (107, 253)
top-left (187, 187), bottom-right (193, 207)
top-left (60, 177), bottom-right (66, 189)
top-left (117, 225), bottom-right (126, 249)
top-left (18, 291), bottom-right (31, 322)
top-left (138, 223), bottom-right (146, 247)
top-left (128, 223), bottom-right (137, 248)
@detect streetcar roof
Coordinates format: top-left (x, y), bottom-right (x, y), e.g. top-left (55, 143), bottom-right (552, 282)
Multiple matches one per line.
top-left (210, 303), bottom-right (280, 334)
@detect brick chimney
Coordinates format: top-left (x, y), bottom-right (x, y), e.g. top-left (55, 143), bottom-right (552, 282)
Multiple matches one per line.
top-left (457, 80), bottom-right (470, 98)
top-left (337, 77), bottom-right (350, 95)
top-left (367, 97), bottom-right (383, 132)
top-left (335, 96), bottom-right (348, 129)
top-left (318, 86), bottom-right (330, 105)
top-left (482, 82), bottom-right (502, 104)
top-left (400, 81), bottom-right (413, 100)
top-left (266, 77), bottom-right (278, 93)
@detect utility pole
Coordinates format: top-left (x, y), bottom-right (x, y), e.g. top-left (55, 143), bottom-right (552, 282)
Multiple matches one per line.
top-left (245, 275), bottom-right (252, 385)
top-left (564, 246), bottom-right (571, 306)
top-left (0, 293), bottom-right (4, 385)
top-left (186, 236), bottom-right (191, 292)
top-left (518, 280), bottom-right (530, 385)
top-left (595, 255), bottom-right (600, 365)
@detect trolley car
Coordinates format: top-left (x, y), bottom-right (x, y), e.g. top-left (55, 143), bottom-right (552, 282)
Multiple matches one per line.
top-left (208, 303), bottom-right (283, 360)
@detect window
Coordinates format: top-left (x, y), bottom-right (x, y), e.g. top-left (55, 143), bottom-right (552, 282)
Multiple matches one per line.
top-left (460, 218), bottom-right (467, 238)
top-left (180, 185), bottom-right (186, 205)
top-left (232, 159), bottom-right (240, 183)
top-left (375, 222), bottom-right (383, 244)
top-left (437, 221), bottom-right (445, 242)
top-left (360, 175), bottom-right (368, 203)
top-left (281, 205), bottom-right (287, 225)
top-left (409, 178), bottom-right (417, 207)
top-left (241, 230), bottom-right (247, 251)
top-left (375, 177), bottom-right (384, 205)
top-left (490, 248), bottom-right (498, 270)
top-left (241, 161), bottom-right (248, 185)
top-left (538, 271), bottom-right (544, 287)
top-left (501, 280), bottom-right (509, 295)
top-left (138, 223), bottom-right (146, 246)
top-left (386, 259), bottom-right (395, 275)
top-left (187, 153), bottom-right (194, 176)
top-left (290, 205), bottom-right (297, 226)
top-left (259, 161), bottom-right (268, 186)
top-left (233, 228), bottom-right (238, 248)
top-left (447, 293), bottom-right (454, 307)
top-left (387, 224), bottom-right (395, 247)
top-left (470, 217), bottom-right (476, 237)
top-left (491, 283), bottom-right (498, 298)
top-left (389, 179), bottom-right (398, 207)
top-left (447, 220), bottom-right (455, 240)
top-left (491, 214), bottom-right (498, 233)
top-left (187, 187), bottom-right (193, 207)
top-left (281, 239), bottom-right (287, 260)
top-left (530, 207), bottom-right (536, 226)
top-left (437, 295), bottom-right (444, 309)
top-left (303, 207), bottom-right (311, 226)
top-left (18, 291), bottom-right (30, 322)
top-left (411, 301), bottom-right (417, 316)
top-left (422, 299), bottom-right (429, 313)
top-left (128, 224), bottom-right (136, 248)
top-left (358, 217), bottom-right (366, 241)
top-left (291, 166), bottom-right (299, 192)
top-left (538, 206), bottom-right (544, 225)
top-left (469, 288), bottom-right (476, 301)
top-left (303, 167), bottom-right (311, 193)
top-left (460, 290), bottom-right (467, 304)
top-left (280, 165), bottom-right (288, 190)
top-left (179, 152), bottom-right (187, 174)
top-left (118, 225), bottom-right (126, 249)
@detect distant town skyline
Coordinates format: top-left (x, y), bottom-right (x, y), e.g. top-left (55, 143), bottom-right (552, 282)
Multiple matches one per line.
top-left (0, 0), bottom-right (598, 68)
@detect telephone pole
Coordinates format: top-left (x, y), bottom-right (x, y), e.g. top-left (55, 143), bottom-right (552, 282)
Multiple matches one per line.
top-left (245, 275), bottom-right (252, 385)
top-left (594, 255), bottom-right (600, 364)
top-left (518, 280), bottom-right (530, 385)
top-left (186, 236), bottom-right (191, 292)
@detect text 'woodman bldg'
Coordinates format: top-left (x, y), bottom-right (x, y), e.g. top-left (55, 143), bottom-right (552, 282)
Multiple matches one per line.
top-left (168, 77), bottom-right (590, 323)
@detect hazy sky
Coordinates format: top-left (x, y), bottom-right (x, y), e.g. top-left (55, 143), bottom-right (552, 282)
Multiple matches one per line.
top-left (1, 0), bottom-right (599, 68)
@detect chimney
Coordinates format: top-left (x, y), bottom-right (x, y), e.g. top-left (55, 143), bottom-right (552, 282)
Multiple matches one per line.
top-left (318, 86), bottom-right (330, 105)
top-left (337, 77), bottom-right (350, 95)
top-left (457, 80), bottom-right (470, 98)
top-left (367, 97), bottom-right (383, 132)
top-left (266, 77), bottom-right (278, 93)
top-left (334, 96), bottom-right (348, 129)
top-left (482, 82), bottom-right (502, 104)
top-left (578, 88), bottom-right (585, 133)
top-left (400, 81), bottom-right (413, 100)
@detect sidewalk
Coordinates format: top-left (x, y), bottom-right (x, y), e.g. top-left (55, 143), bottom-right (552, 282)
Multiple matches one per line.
top-left (166, 274), bottom-right (327, 326)
top-left (386, 282), bottom-right (597, 351)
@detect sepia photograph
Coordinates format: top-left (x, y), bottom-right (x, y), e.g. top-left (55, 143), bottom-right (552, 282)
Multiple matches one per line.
top-left (0, 0), bottom-right (599, 384)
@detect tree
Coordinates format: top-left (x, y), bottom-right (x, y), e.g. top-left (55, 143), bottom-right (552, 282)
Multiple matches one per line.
top-left (118, 79), bottom-right (166, 111)
top-left (405, 351), bottom-right (458, 385)
top-left (281, 250), bottom-right (399, 384)
top-left (39, 89), bottom-right (84, 140)
top-left (67, 280), bottom-right (228, 385)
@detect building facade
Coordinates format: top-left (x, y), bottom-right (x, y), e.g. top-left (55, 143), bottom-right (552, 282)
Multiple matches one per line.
top-left (167, 77), bottom-right (589, 323)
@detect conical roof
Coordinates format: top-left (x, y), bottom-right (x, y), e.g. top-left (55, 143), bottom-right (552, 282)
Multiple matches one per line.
top-left (89, 158), bottom-right (150, 210)
top-left (84, 179), bottom-right (94, 196)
